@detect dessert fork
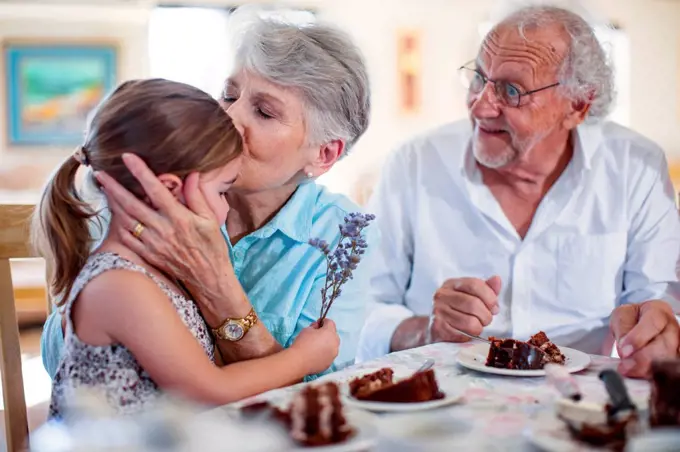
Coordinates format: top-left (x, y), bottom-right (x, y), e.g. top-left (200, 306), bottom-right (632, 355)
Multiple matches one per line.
top-left (416, 358), bottom-right (435, 373)
top-left (451, 327), bottom-right (491, 344)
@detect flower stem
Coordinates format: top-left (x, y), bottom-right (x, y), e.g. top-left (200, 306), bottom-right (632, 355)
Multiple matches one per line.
top-left (319, 239), bottom-right (358, 323)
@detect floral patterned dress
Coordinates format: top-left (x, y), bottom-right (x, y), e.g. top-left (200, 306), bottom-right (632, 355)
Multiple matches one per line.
top-left (49, 252), bottom-right (215, 419)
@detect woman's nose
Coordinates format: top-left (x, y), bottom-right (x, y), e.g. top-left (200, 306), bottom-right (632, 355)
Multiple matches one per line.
top-left (226, 101), bottom-right (246, 137)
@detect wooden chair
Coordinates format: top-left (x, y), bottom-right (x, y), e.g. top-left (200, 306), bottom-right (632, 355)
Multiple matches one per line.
top-left (0, 204), bottom-right (36, 451)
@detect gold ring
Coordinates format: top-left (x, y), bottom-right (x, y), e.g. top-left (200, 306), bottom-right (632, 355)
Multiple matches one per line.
top-left (132, 222), bottom-right (145, 239)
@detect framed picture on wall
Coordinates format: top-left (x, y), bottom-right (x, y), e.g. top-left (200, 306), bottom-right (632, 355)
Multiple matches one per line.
top-left (396, 29), bottom-right (422, 114)
top-left (3, 41), bottom-right (118, 146)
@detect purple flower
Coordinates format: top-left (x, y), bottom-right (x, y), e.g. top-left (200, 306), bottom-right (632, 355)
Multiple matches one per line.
top-left (308, 211), bottom-right (376, 325)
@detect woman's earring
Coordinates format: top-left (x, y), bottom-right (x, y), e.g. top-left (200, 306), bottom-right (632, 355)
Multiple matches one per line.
top-left (307, 171), bottom-right (314, 178)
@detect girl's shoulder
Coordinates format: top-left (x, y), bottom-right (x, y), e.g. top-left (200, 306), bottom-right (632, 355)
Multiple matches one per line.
top-left (63, 252), bottom-right (161, 309)
top-left (77, 252), bottom-right (151, 286)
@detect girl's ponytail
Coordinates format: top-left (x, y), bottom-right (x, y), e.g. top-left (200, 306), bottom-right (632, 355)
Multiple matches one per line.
top-left (32, 151), bottom-right (96, 306)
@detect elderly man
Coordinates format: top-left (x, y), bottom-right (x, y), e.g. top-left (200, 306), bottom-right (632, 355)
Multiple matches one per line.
top-left (358, 5), bottom-right (680, 378)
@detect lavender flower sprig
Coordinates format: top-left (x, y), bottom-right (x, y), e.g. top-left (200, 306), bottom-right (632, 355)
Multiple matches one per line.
top-left (309, 212), bottom-right (375, 326)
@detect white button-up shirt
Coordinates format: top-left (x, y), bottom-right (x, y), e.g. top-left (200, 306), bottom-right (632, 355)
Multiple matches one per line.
top-left (357, 119), bottom-right (680, 362)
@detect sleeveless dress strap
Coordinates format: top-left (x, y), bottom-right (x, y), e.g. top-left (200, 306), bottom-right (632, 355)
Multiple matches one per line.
top-left (62, 252), bottom-right (174, 330)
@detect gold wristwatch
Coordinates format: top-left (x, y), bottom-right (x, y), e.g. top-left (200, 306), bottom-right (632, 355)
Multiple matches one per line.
top-left (212, 308), bottom-right (258, 341)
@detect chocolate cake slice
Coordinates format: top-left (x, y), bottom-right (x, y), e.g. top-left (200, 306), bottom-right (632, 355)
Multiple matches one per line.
top-left (565, 418), bottom-right (631, 451)
top-left (349, 368), bottom-right (394, 399)
top-left (560, 369), bottom-right (640, 451)
top-left (278, 382), bottom-right (355, 447)
top-left (486, 331), bottom-right (566, 370)
top-left (486, 338), bottom-right (545, 370)
top-left (529, 331), bottom-right (566, 365)
top-left (349, 368), bottom-right (444, 403)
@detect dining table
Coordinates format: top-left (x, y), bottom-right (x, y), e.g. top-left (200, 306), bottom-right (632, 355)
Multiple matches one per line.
top-left (215, 342), bottom-right (655, 452)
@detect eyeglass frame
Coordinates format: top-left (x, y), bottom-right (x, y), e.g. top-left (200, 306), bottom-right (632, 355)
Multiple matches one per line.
top-left (458, 61), bottom-right (560, 108)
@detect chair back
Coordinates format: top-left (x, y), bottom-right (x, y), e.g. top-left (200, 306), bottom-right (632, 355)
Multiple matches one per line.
top-left (0, 204), bottom-right (37, 451)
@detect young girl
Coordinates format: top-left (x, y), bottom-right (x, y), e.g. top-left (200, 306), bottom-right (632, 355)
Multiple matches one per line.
top-left (34, 78), bottom-right (340, 418)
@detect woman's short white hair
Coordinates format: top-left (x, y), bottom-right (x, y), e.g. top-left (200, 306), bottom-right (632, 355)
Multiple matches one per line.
top-left (490, 1), bottom-right (615, 121)
top-left (227, 7), bottom-right (370, 153)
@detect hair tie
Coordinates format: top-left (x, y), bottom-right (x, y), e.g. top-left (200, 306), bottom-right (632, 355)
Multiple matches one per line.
top-left (73, 146), bottom-right (90, 166)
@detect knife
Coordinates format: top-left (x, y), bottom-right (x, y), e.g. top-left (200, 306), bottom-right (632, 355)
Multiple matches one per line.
top-left (598, 369), bottom-right (638, 422)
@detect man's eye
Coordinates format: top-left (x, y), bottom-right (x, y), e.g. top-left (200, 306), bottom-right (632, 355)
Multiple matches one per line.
top-left (504, 83), bottom-right (520, 98)
top-left (471, 72), bottom-right (485, 89)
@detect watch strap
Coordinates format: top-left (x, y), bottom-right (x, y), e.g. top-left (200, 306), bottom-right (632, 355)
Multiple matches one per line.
top-left (212, 307), bottom-right (258, 341)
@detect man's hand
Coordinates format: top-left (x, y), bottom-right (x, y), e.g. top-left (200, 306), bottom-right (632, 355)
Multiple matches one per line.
top-left (610, 300), bottom-right (680, 379)
top-left (429, 275), bottom-right (501, 343)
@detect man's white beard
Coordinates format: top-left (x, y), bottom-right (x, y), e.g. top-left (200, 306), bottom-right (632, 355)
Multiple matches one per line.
top-left (472, 127), bottom-right (517, 169)
top-left (472, 126), bottom-right (554, 169)
top-left (474, 144), bottom-right (517, 169)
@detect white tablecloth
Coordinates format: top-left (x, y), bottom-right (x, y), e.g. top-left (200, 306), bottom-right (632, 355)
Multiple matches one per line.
top-left (219, 342), bottom-right (652, 452)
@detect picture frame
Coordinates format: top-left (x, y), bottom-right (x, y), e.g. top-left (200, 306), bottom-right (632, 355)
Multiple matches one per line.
top-left (3, 41), bottom-right (118, 146)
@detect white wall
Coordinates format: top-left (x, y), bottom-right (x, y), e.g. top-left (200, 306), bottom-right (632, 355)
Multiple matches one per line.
top-left (316, 0), bottom-right (495, 194)
top-left (599, 0), bottom-right (680, 159)
top-left (0, 0), bottom-right (679, 199)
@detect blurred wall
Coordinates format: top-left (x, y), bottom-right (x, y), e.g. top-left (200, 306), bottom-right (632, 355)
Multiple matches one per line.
top-left (0, 3), bottom-right (150, 190)
top-left (0, 0), bottom-right (678, 199)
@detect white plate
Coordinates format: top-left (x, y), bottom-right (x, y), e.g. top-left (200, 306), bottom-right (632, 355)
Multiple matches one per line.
top-left (456, 343), bottom-right (591, 377)
top-left (291, 408), bottom-right (379, 452)
top-left (626, 428), bottom-right (680, 452)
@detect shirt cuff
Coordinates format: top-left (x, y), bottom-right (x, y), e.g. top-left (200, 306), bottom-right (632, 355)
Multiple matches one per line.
top-left (356, 303), bottom-right (414, 363)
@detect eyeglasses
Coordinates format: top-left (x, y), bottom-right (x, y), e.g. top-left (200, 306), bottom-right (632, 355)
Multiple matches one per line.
top-left (458, 62), bottom-right (560, 108)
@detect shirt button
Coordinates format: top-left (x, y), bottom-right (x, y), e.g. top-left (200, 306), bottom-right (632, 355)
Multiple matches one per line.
top-left (234, 249), bottom-right (245, 260)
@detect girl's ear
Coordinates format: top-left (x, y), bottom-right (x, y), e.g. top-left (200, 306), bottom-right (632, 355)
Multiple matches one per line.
top-left (156, 174), bottom-right (184, 200)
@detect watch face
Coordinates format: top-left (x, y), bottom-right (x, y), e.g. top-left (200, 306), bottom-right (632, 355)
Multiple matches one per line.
top-left (224, 322), bottom-right (245, 341)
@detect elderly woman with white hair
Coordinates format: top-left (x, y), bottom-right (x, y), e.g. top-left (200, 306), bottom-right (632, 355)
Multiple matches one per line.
top-left (360, 3), bottom-right (680, 379)
top-left (40, 10), bottom-right (375, 382)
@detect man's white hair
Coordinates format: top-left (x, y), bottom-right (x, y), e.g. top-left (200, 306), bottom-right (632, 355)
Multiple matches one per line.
top-left (488, 0), bottom-right (616, 121)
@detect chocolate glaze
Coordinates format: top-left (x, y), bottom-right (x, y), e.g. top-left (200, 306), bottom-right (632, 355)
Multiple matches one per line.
top-left (486, 339), bottom-right (545, 370)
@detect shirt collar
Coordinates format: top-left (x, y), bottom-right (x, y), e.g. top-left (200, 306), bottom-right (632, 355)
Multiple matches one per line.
top-left (252, 181), bottom-right (316, 243)
top-left (573, 121), bottom-right (603, 170)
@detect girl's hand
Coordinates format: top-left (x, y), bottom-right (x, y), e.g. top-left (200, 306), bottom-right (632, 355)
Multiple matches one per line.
top-left (291, 319), bottom-right (340, 375)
